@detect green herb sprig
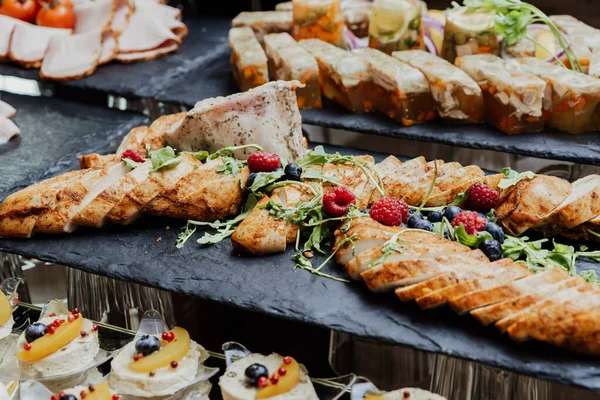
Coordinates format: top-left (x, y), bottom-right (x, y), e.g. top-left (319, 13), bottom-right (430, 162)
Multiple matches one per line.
top-left (498, 167), bottom-right (535, 190)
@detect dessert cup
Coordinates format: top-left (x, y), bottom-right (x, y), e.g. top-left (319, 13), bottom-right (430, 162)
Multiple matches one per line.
top-left (108, 310), bottom-right (218, 400)
top-left (0, 278), bottom-right (22, 341)
top-left (20, 379), bottom-right (120, 400)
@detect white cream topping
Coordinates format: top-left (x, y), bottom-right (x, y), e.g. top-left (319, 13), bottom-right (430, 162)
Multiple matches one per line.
top-left (0, 315), bottom-right (14, 341)
top-left (0, 384), bottom-right (9, 400)
top-left (17, 316), bottom-right (99, 378)
top-left (109, 337), bottom-right (203, 397)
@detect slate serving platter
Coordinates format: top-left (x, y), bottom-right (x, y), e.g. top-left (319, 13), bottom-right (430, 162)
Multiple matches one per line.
top-left (0, 15), bottom-right (231, 100)
top-left (156, 47), bottom-right (600, 167)
top-left (1, 141), bottom-right (599, 391)
top-left (0, 91), bottom-right (146, 196)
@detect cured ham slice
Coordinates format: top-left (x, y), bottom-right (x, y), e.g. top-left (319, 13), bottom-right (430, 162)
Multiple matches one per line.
top-left (73, 0), bottom-right (116, 33)
top-left (40, 30), bottom-right (102, 81)
top-left (111, 0), bottom-right (134, 33)
top-left (135, 8), bottom-right (187, 37)
top-left (99, 32), bottom-right (118, 65)
top-left (116, 43), bottom-right (179, 62)
top-left (0, 100), bottom-right (16, 118)
top-left (134, 0), bottom-right (181, 20)
top-left (0, 15), bottom-right (21, 60)
top-left (117, 13), bottom-right (181, 54)
top-left (0, 116), bottom-right (20, 145)
top-left (9, 23), bottom-right (71, 68)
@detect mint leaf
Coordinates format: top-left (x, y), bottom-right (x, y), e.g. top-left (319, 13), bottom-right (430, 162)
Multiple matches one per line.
top-left (498, 167), bottom-right (535, 190)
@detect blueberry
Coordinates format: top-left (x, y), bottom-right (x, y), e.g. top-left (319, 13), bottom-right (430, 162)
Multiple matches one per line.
top-left (484, 222), bottom-right (505, 243)
top-left (443, 206), bottom-right (462, 221)
top-left (407, 213), bottom-right (423, 228)
top-left (478, 212), bottom-right (489, 222)
top-left (427, 211), bottom-right (443, 223)
top-left (244, 363), bottom-right (269, 386)
top-left (246, 173), bottom-right (257, 188)
top-left (284, 163), bottom-right (303, 181)
top-left (480, 240), bottom-right (503, 261)
top-left (413, 219), bottom-right (433, 232)
top-left (443, 228), bottom-right (451, 239)
top-left (59, 395), bottom-right (77, 400)
top-left (135, 334), bottom-right (161, 356)
top-left (25, 322), bottom-right (47, 343)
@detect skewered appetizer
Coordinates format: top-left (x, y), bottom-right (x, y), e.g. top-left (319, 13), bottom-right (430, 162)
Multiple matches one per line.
top-left (300, 38), bottom-right (373, 112)
top-left (291, 0), bottom-right (346, 48)
top-left (229, 27), bottom-right (270, 92)
top-left (16, 308), bottom-right (100, 377)
top-left (455, 54), bottom-right (546, 134)
top-left (393, 50), bottom-right (484, 123)
top-left (354, 48), bottom-right (436, 125)
top-left (219, 353), bottom-right (318, 400)
top-left (109, 327), bottom-right (206, 397)
top-left (264, 33), bottom-right (322, 109)
top-left (368, 0), bottom-right (424, 54)
top-left (441, 7), bottom-right (498, 63)
top-left (49, 382), bottom-right (119, 400)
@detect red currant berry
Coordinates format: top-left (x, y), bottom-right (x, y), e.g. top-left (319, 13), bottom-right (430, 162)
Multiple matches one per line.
top-left (278, 367), bottom-right (287, 376)
top-left (258, 376), bottom-right (269, 388)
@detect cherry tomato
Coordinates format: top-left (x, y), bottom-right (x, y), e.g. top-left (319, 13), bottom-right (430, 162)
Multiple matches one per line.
top-left (0, 0), bottom-right (39, 22)
top-left (36, 2), bottom-right (74, 29)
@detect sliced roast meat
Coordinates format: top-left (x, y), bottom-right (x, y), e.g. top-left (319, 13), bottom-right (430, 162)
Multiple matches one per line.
top-left (117, 13), bottom-right (181, 54)
top-left (111, 0), bottom-right (134, 33)
top-left (9, 22), bottom-right (71, 68)
top-left (40, 30), bottom-right (102, 81)
top-left (166, 81), bottom-right (307, 162)
top-left (335, 225), bottom-right (402, 267)
top-left (73, 0), bottom-right (115, 33)
top-left (116, 42), bottom-right (179, 62)
top-left (0, 15), bottom-right (21, 60)
top-left (79, 153), bottom-right (117, 169)
top-left (426, 173), bottom-right (503, 207)
top-left (400, 162), bottom-right (462, 205)
top-left (0, 100), bottom-right (16, 118)
top-left (0, 116), bottom-right (20, 145)
top-left (134, 0), bottom-right (181, 19)
top-left (99, 32), bottom-right (118, 65)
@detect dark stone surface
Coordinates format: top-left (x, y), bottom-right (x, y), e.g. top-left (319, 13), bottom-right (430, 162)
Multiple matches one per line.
top-left (1, 143), bottom-right (600, 391)
top-left (0, 15), bottom-right (231, 99)
top-left (0, 91), bottom-right (146, 197)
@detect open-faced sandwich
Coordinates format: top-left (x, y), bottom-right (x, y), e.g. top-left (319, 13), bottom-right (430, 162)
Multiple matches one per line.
top-left (16, 308), bottom-right (100, 377)
top-left (219, 352), bottom-right (318, 400)
top-left (109, 326), bottom-right (208, 397)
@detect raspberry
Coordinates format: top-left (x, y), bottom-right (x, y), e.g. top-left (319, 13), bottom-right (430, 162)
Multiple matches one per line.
top-left (121, 148), bottom-right (145, 163)
top-left (465, 183), bottom-right (499, 212)
top-left (322, 186), bottom-right (356, 217)
top-left (247, 152), bottom-right (281, 173)
top-left (369, 197), bottom-right (409, 226)
top-left (452, 211), bottom-right (487, 235)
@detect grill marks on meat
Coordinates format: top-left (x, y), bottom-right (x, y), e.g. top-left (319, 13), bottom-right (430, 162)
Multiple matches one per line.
top-left (335, 218), bottom-right (600, 355)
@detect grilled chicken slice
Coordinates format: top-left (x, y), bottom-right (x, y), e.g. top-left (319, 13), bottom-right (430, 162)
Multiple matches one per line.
top-left (115, 114), bottom-right (178, 157)
top-left (361, 250), bottom-right (484, 292)
top-left (470, 276), bottom-right (585, 326)
top-left (415, 260), bottom-right (532, 310)
top-left (426, 174), bottom-right (503, 207)
top-left (73, 161), bottom-right (152, 227)
top-left (105, 155), bottom-right (199, 224)
top-left (334, 221), bottom-right (402, 266)
top-left (533, 175), bottom-right (600, 234)
top-left (395, 258), bottom-right (518, 302)
top-left (370, 156), bottom-right (427, 203)
top-left (79, 153), bottom-right (117, 169)
top-left (496, 175), bottom-right (572, 236)
top-left (34, 163), bottom-right (129, 233)
top-left (449, 266), bottom-right (571, 315)
top-left (401, 162), bottom-right (462, 205)
top-left (145, 158), bottom-right (249, 221)
top-left (231, 184), bottom-right (308, 255)
top-left (0, 170), bottom-right (86, 238)
top-left (344, 233), bottom-right (469, 280)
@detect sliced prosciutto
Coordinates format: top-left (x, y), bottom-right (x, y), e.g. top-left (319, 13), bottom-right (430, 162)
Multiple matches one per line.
top-left (9, 22), bottom-right (71, 68)
top-left (73, 0), bottom-right (116, 33)
top-left (0, 101), bottom-right (16, 119)
top-left (0, 117), bottom-right (20, 145)
top-left (117, 13), bottom-right (181, 54)
top-left (116, 43), bottom-right (179, 62)
top-left (40, 30), bottom-right (102, 80)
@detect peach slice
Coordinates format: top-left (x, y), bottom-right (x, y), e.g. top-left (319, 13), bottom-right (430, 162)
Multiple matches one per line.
top-left (81, 381), bottom-right (112, 400)
top-left (17, 315), bottom-right (84, 362)
top-left (256, 357), bottom-right (300, 399)
top-left (0, 292), bottom-right (11, 326)
top-left (128, 327), bottom-right (190, 373)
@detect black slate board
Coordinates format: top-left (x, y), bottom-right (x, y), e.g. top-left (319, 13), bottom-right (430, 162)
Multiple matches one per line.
top-left (1, 143), bottom-right (599, 391)
top-left (0, 16), bottom-right (231, 99)
top-left (157, 48), bottom-right (600, 167)
top-left (0, 91), bottom-right (146, 196)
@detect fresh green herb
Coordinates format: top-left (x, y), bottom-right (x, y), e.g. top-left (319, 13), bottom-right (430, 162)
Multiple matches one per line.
top-left (498, 167), bottom-right (535, 190)
top-left (369, 232), bottom-right (407, 268)
top-left (210, 144), bottom-right (263, 176)
top-left (301, 169), bottom-right (342, 185)
top-left (259, 183), bottom-right (322, 225)
top-left (580, 270), bottom-right (600, 285)
top-left (458, 0), bottom-right (582, 72)
top-left (122, 158), bottom-right (144, 169)
top-left (180, 150), bottom-right (209, 161)
top-left (148, 146), bottom-right (181, 172)
top-left (588, 230), bottom-right (600, 240)
top-left (246, 170), bottom-right (286, 194)
top-left (413, 160), bottom-right (439, 215)
top-left (454, 224), bottom-right (494, 248)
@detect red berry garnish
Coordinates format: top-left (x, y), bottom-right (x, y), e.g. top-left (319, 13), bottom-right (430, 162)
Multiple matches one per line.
top-left (13, 298), bottom-right (19, 304)
top-left (283, 356), bottom-right (292, 365)
top-left (88, 385), bottom-right (95, 392)
top-left (49, 313), bottom-right (56, 317)
top-left (322, 186), bottom-right (356, 217)
top-left (72, 308), bottom-right (80, 315)
top-left (80, 391), bottom-right (87, 398)
top-left (170, 361), bottom-right (178, 369)
top-left (247, 151), bottom-right (281, 173)
top-left (270, 374), bottom-right (279, 384)
top-left (121, 148), bottom-right (145, 163)
top-left (24, 343), bottom-right (31, 351)
top-left (162, 331), bottom-right (175, 342)
top-left (47, 325), bottom-right (56, 334)
top-left (258, 376), bottom-right (269, 388)
top-left (68, 314), bottom-right (75, 323)
top-left (369, 197), bottom-right (409, 226)
top-left (113, 395), bottom-right (120, 400)
top-left (91, 324), bottom-right (99, 332)
top-left (465, 183), bottom-right (499, 212)
top-left (51, 395), bottom-right (58, 400)
top-left (451, 211), bottom-right (487, 235)
top-left (278, 367), bottom-right (287, 376)
top-left (80, 330), bottom-right (88, 337)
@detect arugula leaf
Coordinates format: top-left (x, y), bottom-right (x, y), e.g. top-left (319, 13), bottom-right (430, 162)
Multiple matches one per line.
top-left (246, 169), bottom-right (286, 194)
top-left (216, 156), bottom-right (246, 176)
top-left (454, 224), bottom-right (493, 248)
top-left (580, 270), bottom-right (600, 285)
top-left (148, 146), bottom-right (181, 172)
top-left (548, 240), bottom-right (577, 274)
top-left (180, 150), bottom-right (209, 161)
top-left (413, 160), bottom-right (439, 215)
top-left (498, 167), bottom-right (535, 190)
top-left (369, 232), bottom-right (407, 268)
top-left (301, 169), bottom-right (342, 185)
top-left (122, 158), bottom-right (144, 169)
